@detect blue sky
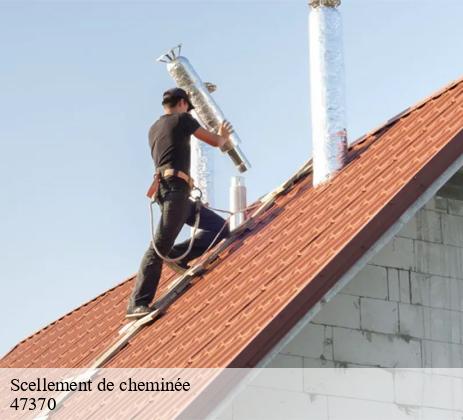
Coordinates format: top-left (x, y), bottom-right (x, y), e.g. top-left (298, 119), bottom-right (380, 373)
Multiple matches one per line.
top-left (1, 0), bottom-right (463, 356)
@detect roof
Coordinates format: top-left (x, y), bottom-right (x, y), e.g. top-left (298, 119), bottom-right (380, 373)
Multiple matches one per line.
top-left (2, 77), bottom-right (463, 369)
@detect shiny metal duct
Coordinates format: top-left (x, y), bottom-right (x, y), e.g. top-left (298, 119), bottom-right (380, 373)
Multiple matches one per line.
top-left (229, 176), bottom-right (247, 231)
top-left (190, 128), bottom-right (213, 203)
top-left (309, 0), bottom-right (348, 186)
top-left (190, 81), bottom-right (216, 204)
top-left (157, 45), bottom-right (251, 173)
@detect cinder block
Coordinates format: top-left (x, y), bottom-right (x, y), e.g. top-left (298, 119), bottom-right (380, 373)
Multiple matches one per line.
top-left (303, 357), bottom-right (335, 368)
top-left (430, 308), bottom-right (461, 344)
top-left (332, 327), bottom-right (422, 367)
top-left (411, 272), bottom-right (463, 312)
top-left (425, 196), bottom-right (448, 213)
top-left (398, 303), bottom-right (426, 339)
top-left (399, 270), bottom-right (411, 303)
top-left (398, 217), bottom-right (417, 239)
top-left (360, 298), bottom-right (399, 334)
top-left (454, 378), bottom-right (463, 411)
top-left (388, 268), bottom-right (400, 302)
top-left (442, 214), bottom-right (463, 247)
top-left (370, 237), bottom-right (415, 271)
top-left (313, 294), bottom-right (360, 329)
top-left (420, 408), bottom-right (458, 420)
top-left (430, 368), bottom-right (463, 379)
top-left (303, 368), bottom-right (394, 402)
top-left (393, 370), bottom-right (457, 410)
top-left (280, 323), bottom-right (333, 360)
top-left (232, 386), bottom-right (328, 420)
top-left (398, 209), bottom-right (443, 243)
top-left (399, 304), bottom-right (461, 344)
top-left (414, 240), bottom-right (463, 279)
top-left (422, 340), bottom-right (463, 367)
top-left (448, 198), bottom-right (463, 216)
top-left (266, 353), bottom-right (303, 368)
top-left (254, 355), bottom-right (303, 392)
top-left (326, 396), bottom-right (414, 420)
top-left (341, 264), bottom-right (388, 299)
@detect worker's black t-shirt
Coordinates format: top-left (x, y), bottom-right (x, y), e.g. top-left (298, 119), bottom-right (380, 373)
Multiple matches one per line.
top-left (149, 112), bottom-right (200, 176)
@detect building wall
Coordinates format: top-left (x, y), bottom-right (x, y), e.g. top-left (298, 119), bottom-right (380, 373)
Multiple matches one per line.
top-left (216, 191), bottom-right (463, 420)
top-left (274, 193), bottom-right (463, 369)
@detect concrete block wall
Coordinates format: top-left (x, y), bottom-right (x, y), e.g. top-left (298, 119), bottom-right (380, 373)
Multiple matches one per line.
top-left (214, 189), bottom-right (463, 419)
top-left (276, 194), bottom-right (463, 368)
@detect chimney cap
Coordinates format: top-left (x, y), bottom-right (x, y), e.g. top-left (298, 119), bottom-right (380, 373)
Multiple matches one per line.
top-left (309, 0), bottom-right (341, 8)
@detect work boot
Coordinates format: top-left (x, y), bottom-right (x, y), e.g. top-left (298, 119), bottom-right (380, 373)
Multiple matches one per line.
top-left (126, 305), bottom-right (150, 319)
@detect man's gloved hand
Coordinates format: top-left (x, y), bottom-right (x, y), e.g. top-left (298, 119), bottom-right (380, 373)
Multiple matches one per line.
top-left (218, 120), bottom-right (234, 152)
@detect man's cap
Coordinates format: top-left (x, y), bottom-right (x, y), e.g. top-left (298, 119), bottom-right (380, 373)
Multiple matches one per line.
top-left (162, 87), bottom-right (194, 111)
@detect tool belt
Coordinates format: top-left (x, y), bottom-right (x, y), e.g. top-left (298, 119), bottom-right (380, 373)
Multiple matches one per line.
top-left (146, 167), bottom-right (194, 200)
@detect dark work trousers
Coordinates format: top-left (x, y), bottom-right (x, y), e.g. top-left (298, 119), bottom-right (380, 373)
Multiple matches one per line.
top-left (128, 177), bottom-right (230, 309)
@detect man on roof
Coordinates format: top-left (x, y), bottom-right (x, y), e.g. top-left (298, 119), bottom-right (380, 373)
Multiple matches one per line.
top-left (126, 87), bottom-right (233, 319)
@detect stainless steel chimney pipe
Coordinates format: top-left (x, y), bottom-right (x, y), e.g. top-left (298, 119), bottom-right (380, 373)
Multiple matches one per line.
top-left (309, 0), bottom-right (348, 186)
top-left (190, 82), bottom-right (217, 205)
top-left (157, 45), bottom-right (251, 173)
top-left (229, 176), bottom-right (247, 231)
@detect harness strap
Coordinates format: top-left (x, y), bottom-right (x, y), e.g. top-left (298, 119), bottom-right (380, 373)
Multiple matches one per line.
top-left (146, 173), bottom-right (161, 199)
top-left (146, 167), bottom-right (195, 200)
top-left (160, 168), bottom-right (194, 189)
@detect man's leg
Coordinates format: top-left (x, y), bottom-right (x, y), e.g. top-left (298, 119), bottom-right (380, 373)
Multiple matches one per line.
top-left (169, 200), bottom-right (230, 264)
top-left (128, 190), bottom-right (190, 311)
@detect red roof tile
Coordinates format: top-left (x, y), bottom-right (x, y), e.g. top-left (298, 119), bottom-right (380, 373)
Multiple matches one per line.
top-left (2, 77), bottom-right (463, 369)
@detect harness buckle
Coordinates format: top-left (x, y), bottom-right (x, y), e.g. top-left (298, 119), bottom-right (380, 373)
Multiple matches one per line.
top-left (146, 173), bottom-right (161, 200)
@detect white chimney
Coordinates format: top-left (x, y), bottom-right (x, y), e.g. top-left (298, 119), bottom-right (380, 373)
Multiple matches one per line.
top-left (309, 0), bottom-right (348, 186)
top-left (229, 176), bottom-right (247, 231)
top-left (191, 111), bottom-right (214, 205)
top-left (190, 82), bottom-right (217, 205)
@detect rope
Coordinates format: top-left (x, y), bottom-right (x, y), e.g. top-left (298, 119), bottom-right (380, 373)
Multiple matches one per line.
top-left (200, 203), bottom-right (246, 255)
top-left (149, 185), bottom-right (257, 263)
top-left (149, 198), bottom-right (201, 263)
top-left (203, 217), bottom-right (230, 256)
top-left (149, 186), bottom-right (235, 263)
top-left (203, 204), bottom-right (234, 215)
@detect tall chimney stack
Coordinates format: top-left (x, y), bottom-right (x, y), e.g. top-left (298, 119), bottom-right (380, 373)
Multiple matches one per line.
top-left (190, 82), bottom-right (217, 205)
top-left (309, 0), bottom-right (348, 186)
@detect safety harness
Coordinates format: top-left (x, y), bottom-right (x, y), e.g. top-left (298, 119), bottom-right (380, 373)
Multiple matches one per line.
top-left (146, 166), bottom-right (231, 265)
top-left (145, 166), bottom-right (195, 200)
top-left (145, 166), bottom-right (203, 263)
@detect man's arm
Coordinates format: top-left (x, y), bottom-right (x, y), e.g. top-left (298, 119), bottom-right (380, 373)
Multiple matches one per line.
top-left (192, 121), bottom-right (234, 151)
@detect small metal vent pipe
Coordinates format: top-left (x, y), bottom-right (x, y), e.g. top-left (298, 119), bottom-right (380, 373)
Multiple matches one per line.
top-left (309, 0), bottom-right (348, 186)
top-left (230, 176), bottom-right (247, 231)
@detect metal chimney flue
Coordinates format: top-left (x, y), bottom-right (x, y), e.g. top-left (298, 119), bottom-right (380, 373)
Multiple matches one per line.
top-left (309, 0), bottom-right (348, 186)
top-left (190, 82), bottom-right (217, 205)
top-left (157, 45), bottom-right (251, 174)
top-left (230, 176), bottom-right (247, 231)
